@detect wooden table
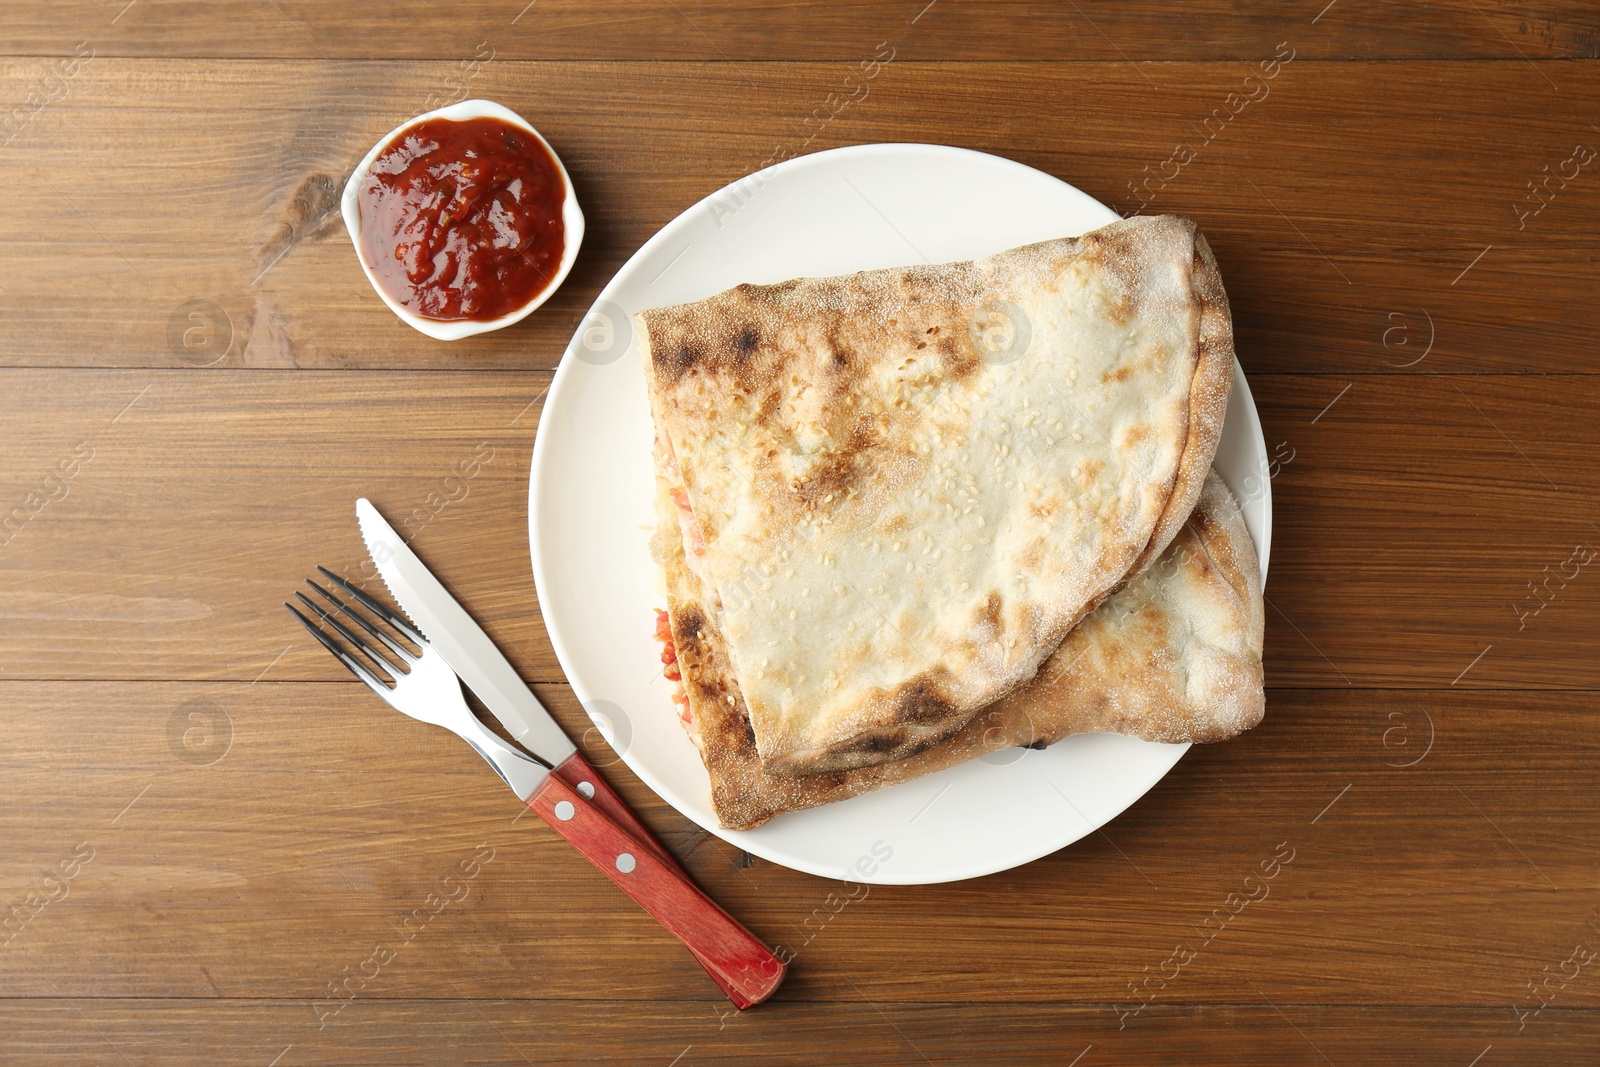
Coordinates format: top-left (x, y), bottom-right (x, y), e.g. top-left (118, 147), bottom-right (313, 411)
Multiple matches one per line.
top-left (3, 2), bottom-right (1598, 1062)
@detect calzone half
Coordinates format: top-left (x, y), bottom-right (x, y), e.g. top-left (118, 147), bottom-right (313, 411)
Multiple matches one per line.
top-left (657, 471), bottom-right (1264, 830)
top-left (641, 215), bottom-right (1234, 775)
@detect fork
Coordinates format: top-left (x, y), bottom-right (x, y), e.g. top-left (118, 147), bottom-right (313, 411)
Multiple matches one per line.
top-left (287, 572), bottom-right (786, 1008)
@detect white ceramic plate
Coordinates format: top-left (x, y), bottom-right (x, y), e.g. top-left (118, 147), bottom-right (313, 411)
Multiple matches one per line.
top-left (529, 144), bottom-right (1270, 884)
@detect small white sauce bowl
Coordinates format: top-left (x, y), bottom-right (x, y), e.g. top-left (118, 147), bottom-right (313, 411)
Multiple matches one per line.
top-left (340, 98), bottom-right (585, 342)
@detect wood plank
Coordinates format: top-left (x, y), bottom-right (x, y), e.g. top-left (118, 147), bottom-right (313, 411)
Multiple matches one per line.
top-left (1260, 373), bottom-right (1600, 688)
top-left (1, 370), bottom-right (1596, 687)
top-left (8, 3), bottom-right (1591, 1062)
top-left (0, 1000), bottom-right (1590, 1066)
top-left (0, 369), bottom-right (556, 682)
top-left (4, 1), bottom-right (1598, 61)
top-left (0, 60), bottom-right (1597, 373)
top-left (2, 682), bottom-right (1598, 1009)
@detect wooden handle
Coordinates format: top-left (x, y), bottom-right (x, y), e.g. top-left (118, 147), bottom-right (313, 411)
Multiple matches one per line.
top-left (527, 773), bottom-right (786, 1009)
top-left (552, 750), bottom-right (765, 1005)
top-left (552, 751), bottom-right (686, 875)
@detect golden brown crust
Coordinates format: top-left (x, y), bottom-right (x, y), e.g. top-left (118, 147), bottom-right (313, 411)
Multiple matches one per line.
top-left (641, 215), bottom-right (1238, 777)
top-left (661, 470), bottom-right (1265, 830)
top-left (655, 495), bottom-right (769, 821)
top-left (1001, 472), bottom-right (1263, 745)
top-left (1124, 224), bottom-right (1235, 578)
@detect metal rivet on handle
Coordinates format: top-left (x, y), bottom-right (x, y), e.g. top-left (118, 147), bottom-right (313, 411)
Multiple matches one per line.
top-left (554, 800), bottom-right (575, 821)
top-left (615, 852), bottom-right (636, 874)
top-left (577, 781), bottom-right (595, 799)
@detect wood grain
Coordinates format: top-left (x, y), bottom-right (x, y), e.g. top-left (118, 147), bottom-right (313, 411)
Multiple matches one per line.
top-left (3, 1000), bottom-right (1594, 1067)
top-left (525, 771), bottom-right (788, 1010)
top-left (1, 371), bottom-right (1596, 688)
top-left (2, 683), bottom-right (1597, 1012)
top-left (4, 1), bottom-right (1598, 61)
top-left (0, 60), bottom-right (1597, 373)
top-left (4, 4), bottom-right (1599, 1062)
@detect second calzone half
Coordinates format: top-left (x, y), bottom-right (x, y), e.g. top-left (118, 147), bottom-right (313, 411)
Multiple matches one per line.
top-left (640, 214), bottom-right (1234, 775)
top-left (660, 471), bottom-right (1265, 830)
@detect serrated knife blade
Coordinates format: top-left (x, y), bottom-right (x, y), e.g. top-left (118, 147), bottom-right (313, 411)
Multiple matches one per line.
top-left (356, 498), bottom-right (576, 766)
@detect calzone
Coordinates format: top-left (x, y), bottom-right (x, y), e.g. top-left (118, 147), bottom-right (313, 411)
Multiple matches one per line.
top-left (641, 215), bottom-right (1235, 774)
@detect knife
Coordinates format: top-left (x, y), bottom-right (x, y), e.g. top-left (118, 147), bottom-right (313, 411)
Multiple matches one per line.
top-left (355, 497), bottom-right (785, 1008)
top-left (357, 499), bottom-right (574, 764)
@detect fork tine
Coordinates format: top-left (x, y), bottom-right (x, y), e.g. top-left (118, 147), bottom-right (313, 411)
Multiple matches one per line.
top-left (317, 566), bottom-right (427, 646)
top-left (286, 603), bottom-right (391, 693)
top-left (304, 579), bottom-right (417, 664)
top-left (294, 591), bottom-right (399, 680)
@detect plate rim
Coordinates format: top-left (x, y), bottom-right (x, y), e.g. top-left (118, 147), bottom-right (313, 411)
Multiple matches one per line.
top-left (529, 141), bottom-right (1269, 883)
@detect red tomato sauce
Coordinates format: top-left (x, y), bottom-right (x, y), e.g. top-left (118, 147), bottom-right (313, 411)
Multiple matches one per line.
top-left (357, 115), bottom-right (566, 322)
top-left (655, 609), bottom-right (691, 723)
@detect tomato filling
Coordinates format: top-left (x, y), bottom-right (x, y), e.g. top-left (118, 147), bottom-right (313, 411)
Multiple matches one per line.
top-left (654, 609), bottom-right (691, 725)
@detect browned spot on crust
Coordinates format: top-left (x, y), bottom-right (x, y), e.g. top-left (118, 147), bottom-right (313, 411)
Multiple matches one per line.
top-left (649, 339), bottom-right (700, 384)
top-left (880, 514), bottom-right (908, 536)
top-left (691, 674), bottom-right (723, 703)
top-left (1102, 363), bottom-right (1135, 384)
top-left (725, 709), bottom-right (758, 754)
top-left (732, 326), bottom-right (760, 362)
top-left (975, 591), bottom-right (1003, 634)
top-left (1018, 538), bottom-right (1045, 569)
top-left (833, 732), bottom-right (904, 757)
top-left (791, 414), bottom-right (876, 507)
top-left (675, 606), bottom-right (706, 653)
top-left (935, 334), bottom-right (966, 374)
top-left (891, 678), bottom-right (957, 726)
